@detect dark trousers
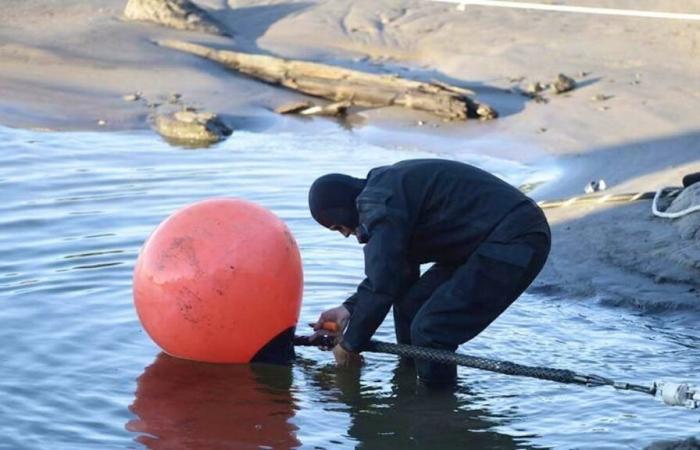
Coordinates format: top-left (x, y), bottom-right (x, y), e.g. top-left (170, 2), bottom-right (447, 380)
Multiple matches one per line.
top-left (393, 203), bottom-right (551, 385)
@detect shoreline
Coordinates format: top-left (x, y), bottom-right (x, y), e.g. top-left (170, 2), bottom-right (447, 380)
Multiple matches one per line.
top-left (1, 0), bottom-right (699, 310)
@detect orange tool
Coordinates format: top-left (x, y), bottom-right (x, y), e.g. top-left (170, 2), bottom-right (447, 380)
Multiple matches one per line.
top-left (321, 322), bottom-right (340, 332)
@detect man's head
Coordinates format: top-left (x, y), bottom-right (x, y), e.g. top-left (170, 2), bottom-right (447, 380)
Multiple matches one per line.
top-left (308, 173), bottom-right (366, 237)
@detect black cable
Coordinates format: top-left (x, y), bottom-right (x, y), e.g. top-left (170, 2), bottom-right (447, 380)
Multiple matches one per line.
top-left (294, 336), bottom-right (654, 395)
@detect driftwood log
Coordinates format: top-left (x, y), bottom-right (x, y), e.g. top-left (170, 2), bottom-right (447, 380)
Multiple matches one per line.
top-left (157, 39), bottom-right (497, 121)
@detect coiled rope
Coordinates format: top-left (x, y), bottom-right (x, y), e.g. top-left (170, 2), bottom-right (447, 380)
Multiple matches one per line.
top-left (294, 335), bottom-right (698, 408)
top-left (652, 187), bottom-right (700, 219)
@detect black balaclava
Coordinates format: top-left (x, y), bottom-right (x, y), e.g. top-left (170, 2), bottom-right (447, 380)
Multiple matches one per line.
top-left (308, 173), bottom-right (366, 229)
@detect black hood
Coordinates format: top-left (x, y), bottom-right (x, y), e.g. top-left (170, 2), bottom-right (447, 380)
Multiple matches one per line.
top-left (308, 173), bottom-right (366, 229)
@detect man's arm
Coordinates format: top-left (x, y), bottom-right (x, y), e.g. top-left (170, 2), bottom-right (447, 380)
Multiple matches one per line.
top-left (341, 219), bottom-right (412, 352)
top-left (342, 278), bottom-right (371, 315)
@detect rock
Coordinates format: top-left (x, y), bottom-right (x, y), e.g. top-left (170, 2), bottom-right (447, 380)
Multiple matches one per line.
top-left (154, 110), bottom-right (232, 146)
top-left (683, 172), bottom-right (700, 188)
top-left (591, 94), bottom-right (613, 102)
top-left (526, 82), bottom-right (546, 95)
top-left (667, 183), bottom-right (700, 240)
top-left (275, 101), bottom-right (314, 114)
top-left (476, 103), bottom-right (498, 120)
top-left (123, 92), bottom-right (143, 101)
top-left (584, 179), bottom-right (607, 194)
top-left (552, 73), bottom-right (576, 94)
top-left (645, 437), bottom-right (700, 450)
top-left (123, 0), bottom-right (228, 36)
top-left (519, 82), bottom-right (549, 103)
top-left (168, 93), bottom-right (182, 104)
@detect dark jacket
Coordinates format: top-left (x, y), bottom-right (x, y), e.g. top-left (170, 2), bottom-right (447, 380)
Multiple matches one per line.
top-left (342, 159), bottom-right (536, 352)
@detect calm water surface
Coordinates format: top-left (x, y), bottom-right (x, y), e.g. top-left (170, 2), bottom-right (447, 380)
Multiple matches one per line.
top-left (0, 125), bottom-right (697, 449)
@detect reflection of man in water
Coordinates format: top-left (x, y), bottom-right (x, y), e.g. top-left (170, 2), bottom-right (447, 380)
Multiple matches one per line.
top-left (313, 360), bottom-right (524, 449)
top-left (127, 353), bottom-right (300, 449)
top-left (308, 159), bottom-right (550, 386)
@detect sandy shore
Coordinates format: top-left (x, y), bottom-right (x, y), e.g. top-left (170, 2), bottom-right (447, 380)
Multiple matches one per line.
top-left (1, 0), bottom-right (699, 310)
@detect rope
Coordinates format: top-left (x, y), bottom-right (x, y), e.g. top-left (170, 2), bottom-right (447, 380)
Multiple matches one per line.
top-left (536, 188), bottom-right (682, 210)
top-left (541, 185), bottom-right (700, 218)
top-left (652, 187), bottom-right (700, 219)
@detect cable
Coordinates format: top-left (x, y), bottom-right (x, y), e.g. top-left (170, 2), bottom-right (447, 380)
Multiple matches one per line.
top-left (294, 335), bottom-right (698, 408)
top-left (536, 189), bottom-right (682, 210)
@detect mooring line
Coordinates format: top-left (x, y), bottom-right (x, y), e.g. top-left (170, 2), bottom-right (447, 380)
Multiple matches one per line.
top-left (536, 188), bottom-right (682, 210)
top-left (295, 335), bottom-right (699, 409)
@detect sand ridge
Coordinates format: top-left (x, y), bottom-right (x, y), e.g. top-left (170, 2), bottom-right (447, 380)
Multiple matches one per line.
top-left (0, 0), bottom-right (699, 310)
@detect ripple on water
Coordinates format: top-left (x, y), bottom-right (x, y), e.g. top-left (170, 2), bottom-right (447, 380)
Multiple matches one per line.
top-left (0, 125), bottom-right (697, 450)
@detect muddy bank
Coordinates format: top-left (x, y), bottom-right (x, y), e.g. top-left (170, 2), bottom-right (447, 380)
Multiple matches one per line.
top-left (0, 0), bottom-right (699, 310)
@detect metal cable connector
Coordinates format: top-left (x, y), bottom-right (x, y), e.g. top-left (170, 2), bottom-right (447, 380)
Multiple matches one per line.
top-left (656, 382), bottom-right (699, 408)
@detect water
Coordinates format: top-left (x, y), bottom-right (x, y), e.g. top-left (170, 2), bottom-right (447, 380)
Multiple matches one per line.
top-left (0, 125), bottom-right (697, 449)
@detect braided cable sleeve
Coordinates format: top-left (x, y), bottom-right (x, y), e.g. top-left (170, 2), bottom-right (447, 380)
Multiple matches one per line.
top-left (366, 340), bottom-right (581, 384)
top-left (294, 336), bottom-right (654, 394)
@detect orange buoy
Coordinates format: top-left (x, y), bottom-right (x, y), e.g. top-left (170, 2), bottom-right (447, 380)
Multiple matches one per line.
top-left (133, 198), bottom-right (303, 363)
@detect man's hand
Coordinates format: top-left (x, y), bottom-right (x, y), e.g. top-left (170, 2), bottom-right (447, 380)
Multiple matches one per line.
top-left (332, 343), bottom-right (363, 367)
top-left (309, 305), bottom-right (363, 367)
top-left (310, 305), bottom-right (351, 346)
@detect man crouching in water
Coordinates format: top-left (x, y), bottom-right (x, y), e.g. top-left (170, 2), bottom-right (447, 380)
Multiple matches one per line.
top-left (308, 159), bottom-right (551, 387)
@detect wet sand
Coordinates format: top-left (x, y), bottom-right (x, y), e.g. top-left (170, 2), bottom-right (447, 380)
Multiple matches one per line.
top-left (1, 0), bottom-right (699, 309)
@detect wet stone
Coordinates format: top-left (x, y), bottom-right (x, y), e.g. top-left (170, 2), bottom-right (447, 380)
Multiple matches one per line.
top-left (552, 73), bottom-right (576, 94)
top-left (591, 94), bottom-right (613, 102)
top-left (645, 437), bottom-right (700, 450)
top-left (123, 92), bottom-right (143, 102)
top-left (667, 183), bottom-right (700, 240)
top-left (476, 103), bottom-right (498, 120)
top-left (169, 93), bottom-right (182, 104)
top-left (154, 110), bottom-right (232, 147)
top-left (526, 82), bottom-right (546, 95)
top-left (123, 0), bottom-right (228, 36)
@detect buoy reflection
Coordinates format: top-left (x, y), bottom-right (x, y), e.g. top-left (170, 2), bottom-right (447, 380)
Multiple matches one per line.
top-left (127, 353), bottom-right (300, 449)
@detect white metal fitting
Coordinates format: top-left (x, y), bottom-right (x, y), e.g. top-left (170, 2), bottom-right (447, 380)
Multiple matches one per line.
top-left (657, 382), bottom-right (699, 408)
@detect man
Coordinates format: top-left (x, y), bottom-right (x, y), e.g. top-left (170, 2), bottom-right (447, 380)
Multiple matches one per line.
top-left (308, 159), bottom-right (550, 386)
